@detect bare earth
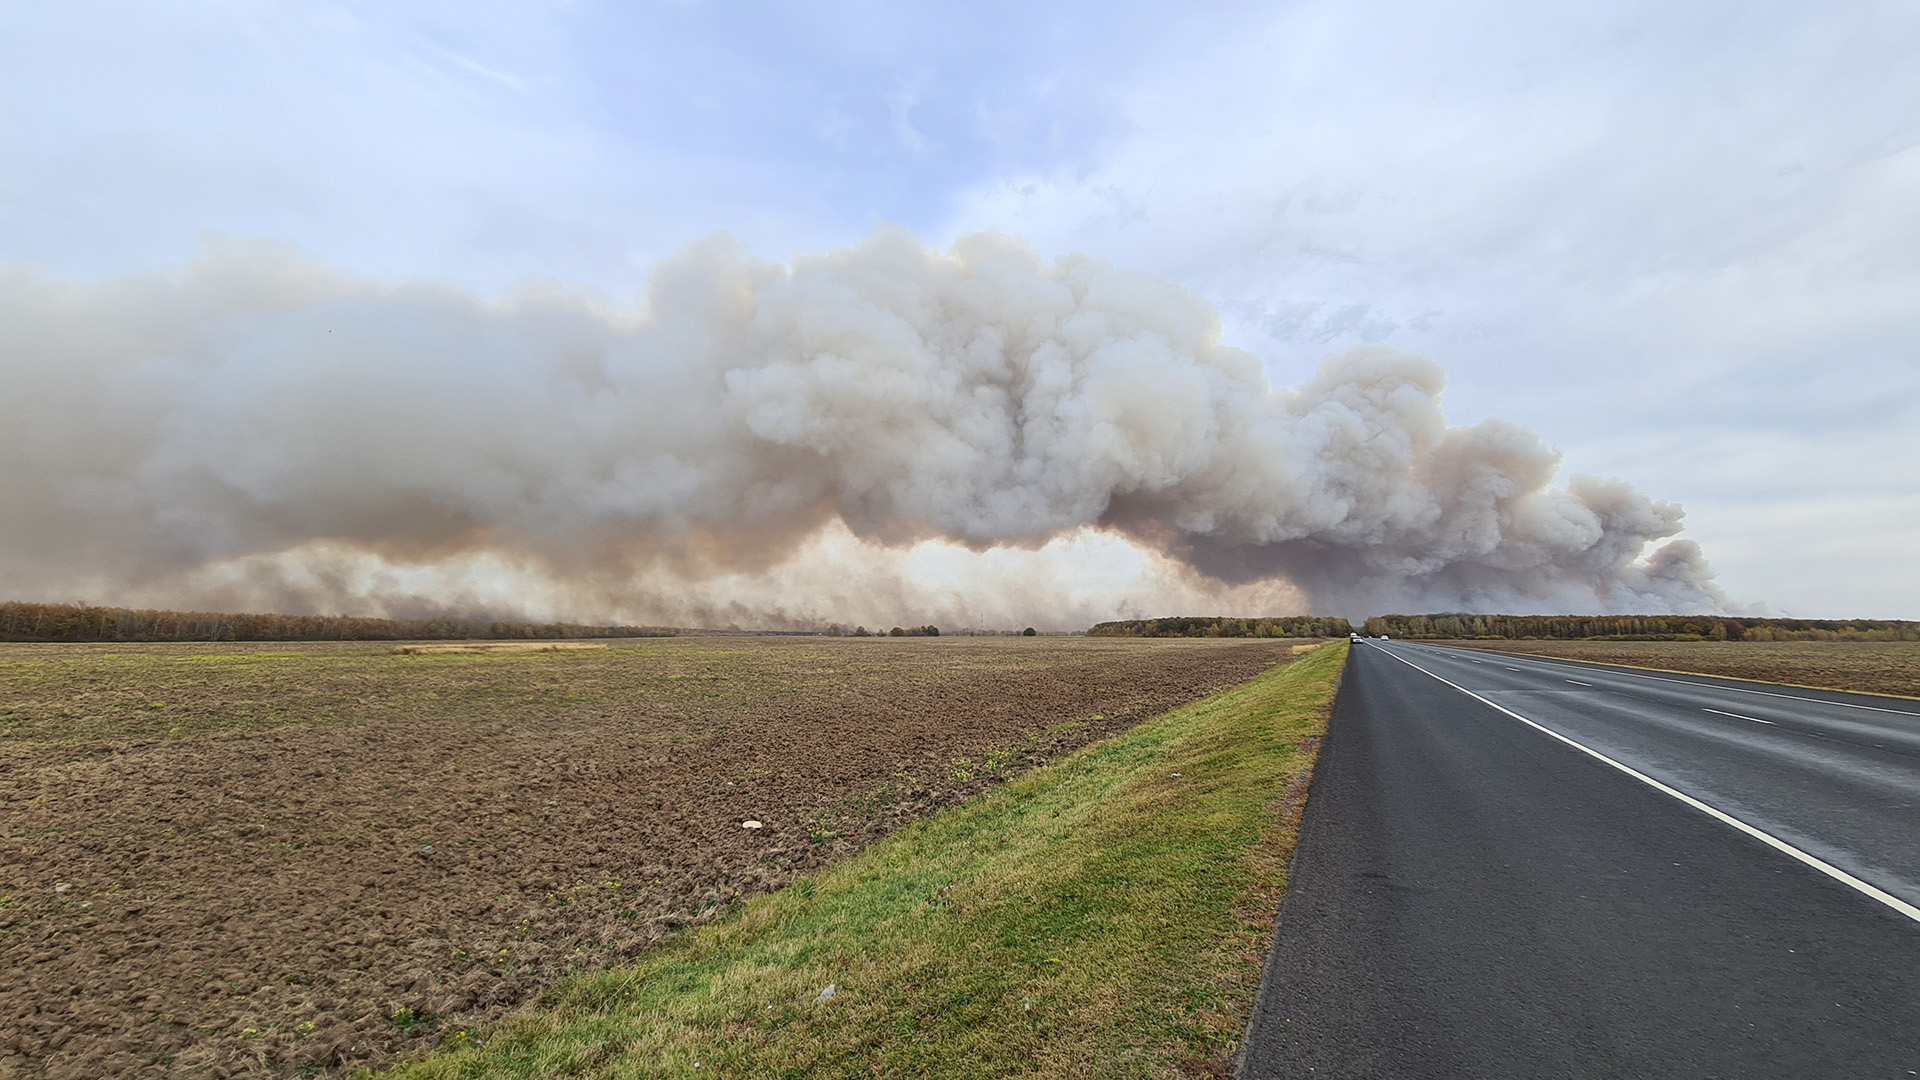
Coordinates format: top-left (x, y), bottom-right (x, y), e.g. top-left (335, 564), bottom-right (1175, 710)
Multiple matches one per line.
top-left (0, 636), bottom-right (1294, 1079)
top-left (1438, 639), bottom-right (1920, 699)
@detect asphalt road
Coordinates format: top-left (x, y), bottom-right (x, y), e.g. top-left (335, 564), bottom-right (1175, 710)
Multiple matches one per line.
top-left (1240, 641), bottom-right (1920, 1079)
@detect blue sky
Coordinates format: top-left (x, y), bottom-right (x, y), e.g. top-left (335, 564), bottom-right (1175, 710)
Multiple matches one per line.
top-left (4, 0), bottom-right (1916, 617)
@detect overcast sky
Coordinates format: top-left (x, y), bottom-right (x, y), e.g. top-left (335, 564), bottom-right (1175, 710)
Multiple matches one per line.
top-left (4, 0), bottom-right (1915, 618)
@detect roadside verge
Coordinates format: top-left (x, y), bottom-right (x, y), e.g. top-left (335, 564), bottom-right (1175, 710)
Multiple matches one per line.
top-left (382, 641), bottom-right (1348, 1079)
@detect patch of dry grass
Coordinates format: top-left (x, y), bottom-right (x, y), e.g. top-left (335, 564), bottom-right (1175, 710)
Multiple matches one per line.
top-left (389, 641), bottom-right (610, 654)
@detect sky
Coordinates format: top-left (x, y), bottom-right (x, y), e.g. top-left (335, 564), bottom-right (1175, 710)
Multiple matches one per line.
top-left (3, 0), bottom-right (1915, 620)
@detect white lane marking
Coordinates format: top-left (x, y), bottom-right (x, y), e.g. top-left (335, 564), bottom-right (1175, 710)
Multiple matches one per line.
top-left (1367, 644), bottom-right (1920, 926)
top-left (1565, 680), bottom-right (1592, 687)
top-left (1506, 667), bottom-right (1521, 672)
top-left (1427, 646), bottom-right (1920, 719)
top-left (1704, 708), bottom-right (1774, 725)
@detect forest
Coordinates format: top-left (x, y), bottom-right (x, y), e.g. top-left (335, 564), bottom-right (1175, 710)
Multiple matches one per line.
top-left (1088, 615), bottom-right (1356, 638)
top-left (1360, 613), bottom-right (1920, 642)
top-left (0, 601), bottom-right (675, 643)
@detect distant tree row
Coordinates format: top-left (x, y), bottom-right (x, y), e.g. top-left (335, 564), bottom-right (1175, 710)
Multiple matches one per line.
top-left (822, 624), bottom-right (942, 637)
top-left (0, 601), bottom-right (677, 643)
top-left (1360, 613), bottom-right (1920, 642)
top-left (1087, 615), bottom-right (1355, 639)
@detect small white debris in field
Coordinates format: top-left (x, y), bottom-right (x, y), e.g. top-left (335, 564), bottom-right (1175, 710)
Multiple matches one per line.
top-left (816, 984), bottom-right (837, 1002)
top-left (741, 820), bottom-right (763, 830)
top-left (420, 845), bottom-right (433, 853)
top-left (1170, 773), bottom-right (1181, 778)
top-left (53, 883), bottom-right (70, 894)
top-left (545, 800), bottom-right (557, 806)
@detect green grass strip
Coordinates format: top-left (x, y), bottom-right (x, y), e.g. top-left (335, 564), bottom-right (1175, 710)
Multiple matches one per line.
top-left (382, 642), bottom-right (1347, 1080)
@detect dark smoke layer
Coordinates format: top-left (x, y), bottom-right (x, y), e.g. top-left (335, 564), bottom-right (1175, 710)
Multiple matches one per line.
top-left (0, 229), bottom-right (1725, 626)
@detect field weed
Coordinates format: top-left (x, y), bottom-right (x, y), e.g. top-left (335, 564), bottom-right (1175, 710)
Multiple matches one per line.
top-left (805, 812), bottom-right (838, 845)
top-left (392, 1007), bottom-right (438, 1037)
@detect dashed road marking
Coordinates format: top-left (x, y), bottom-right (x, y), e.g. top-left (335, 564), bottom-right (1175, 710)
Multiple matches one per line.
top-left (1705, 708), bottom-right (1774, 725)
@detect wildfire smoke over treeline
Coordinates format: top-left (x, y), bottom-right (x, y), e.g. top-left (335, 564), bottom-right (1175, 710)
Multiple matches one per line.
top-left (3, 229), bottom-right (1729, 626)
top-left (1088, 616), bottom-right (1354, 638)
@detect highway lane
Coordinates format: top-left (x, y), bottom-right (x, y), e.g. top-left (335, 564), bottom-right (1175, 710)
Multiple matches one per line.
top-left (1380, 641), bottom-right (1920, 913)
top-left (1240, 641), bottom-right (1920, 1079)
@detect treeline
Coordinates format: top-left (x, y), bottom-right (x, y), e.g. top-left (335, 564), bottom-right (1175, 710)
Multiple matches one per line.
top-left (0, 601), bottom-right (676, 643)
top-left (1360, 613), bottom-right (1920, 642)
top-left (825, 624), bottom-right (942, 637)
top-left (1088, 616), bottom-right (1355, 638)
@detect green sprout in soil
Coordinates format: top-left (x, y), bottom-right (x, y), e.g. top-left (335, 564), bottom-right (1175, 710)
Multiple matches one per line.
top-left (393, 1006), bottom-right (439, 1037)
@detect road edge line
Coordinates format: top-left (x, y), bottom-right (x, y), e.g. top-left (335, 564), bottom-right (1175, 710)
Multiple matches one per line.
top-left (1367, 644), bottom-right (1920, 927)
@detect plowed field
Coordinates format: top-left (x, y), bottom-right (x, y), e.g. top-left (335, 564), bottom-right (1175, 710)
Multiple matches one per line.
top-left (1438, 639), bottom-right (1920, 698)
top-left (0, 636), bottom-right (1297, 1079)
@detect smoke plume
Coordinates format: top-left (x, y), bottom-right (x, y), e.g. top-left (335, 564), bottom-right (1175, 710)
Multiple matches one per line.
top-left (0, 228), bottom-right (1725, 627)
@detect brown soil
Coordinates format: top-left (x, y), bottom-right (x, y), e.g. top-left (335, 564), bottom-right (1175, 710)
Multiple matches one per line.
top-left (1437, 639), bottom-right (1920, 698)
top-left (0, 636), bottom-right (1296, 1079)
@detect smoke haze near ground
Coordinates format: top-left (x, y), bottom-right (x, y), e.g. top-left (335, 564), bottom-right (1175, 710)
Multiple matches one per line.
top-left (0, 228), bottom-right (1726, 627)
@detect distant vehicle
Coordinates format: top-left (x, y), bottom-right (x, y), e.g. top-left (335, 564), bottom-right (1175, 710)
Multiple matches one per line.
top-left (1350, 633), bottom-right (1361, 641)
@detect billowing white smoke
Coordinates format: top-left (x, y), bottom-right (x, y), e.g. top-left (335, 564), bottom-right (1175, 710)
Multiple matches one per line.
top-left (0, 228), bottom-right (1725, 626)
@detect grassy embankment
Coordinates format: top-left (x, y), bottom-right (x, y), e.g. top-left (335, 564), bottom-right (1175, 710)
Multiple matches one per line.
top-left (381, 641), bottom-right (1348, 1079)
